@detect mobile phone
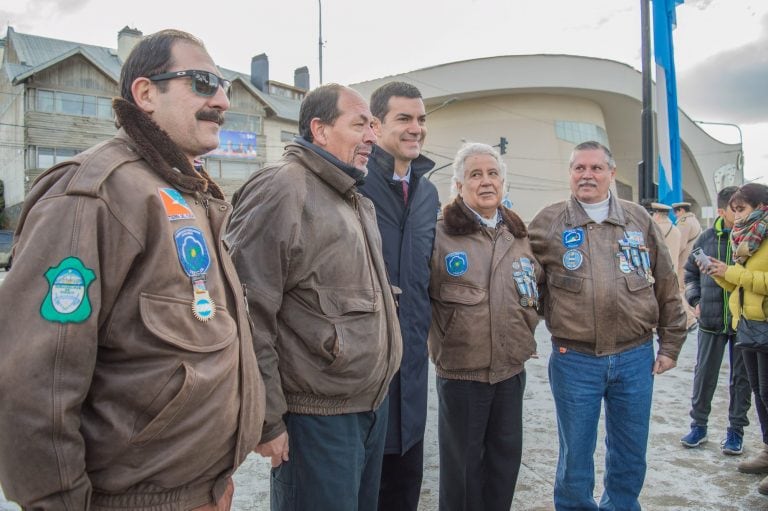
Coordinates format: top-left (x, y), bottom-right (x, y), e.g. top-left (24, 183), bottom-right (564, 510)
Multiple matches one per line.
top-left (691, 247), bottom-right (710, 269)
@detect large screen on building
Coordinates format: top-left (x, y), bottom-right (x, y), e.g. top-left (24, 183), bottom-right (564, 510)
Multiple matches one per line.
top-left (209, 130), bottom-right (259, 159)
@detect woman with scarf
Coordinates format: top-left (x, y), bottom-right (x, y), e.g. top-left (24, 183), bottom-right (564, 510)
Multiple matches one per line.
top-left (428, 142), bottom-right (540, 511)
top-left (706, 182), bottom-right (768, 496)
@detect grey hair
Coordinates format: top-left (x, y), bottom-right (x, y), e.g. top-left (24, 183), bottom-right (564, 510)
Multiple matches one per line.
top-left (569, 140), bottom-right (616, 169)
top-left (451, 142), bottom-right (507, 185)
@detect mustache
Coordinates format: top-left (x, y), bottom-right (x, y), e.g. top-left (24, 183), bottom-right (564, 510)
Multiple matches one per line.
top-left (578, 180), bottom-right (597, 186)
top-left (196, 109), bottom-right (225, 125)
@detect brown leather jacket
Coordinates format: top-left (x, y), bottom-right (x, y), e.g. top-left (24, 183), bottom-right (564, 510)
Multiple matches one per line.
top-left (428, 198), bottom-right (540, 384)
top-left (0, 130), bottom-right (264, 510)
top-left (529, 194), bottom-right (686, 360)
top-left (226, 142), bottom-right (402, 443)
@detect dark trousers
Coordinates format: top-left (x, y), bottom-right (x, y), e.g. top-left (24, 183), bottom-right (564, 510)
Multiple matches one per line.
top-left (270, 397), bottom-right (389, 511)
top-left (742, 350), bottom-right (768, 444)
top-left (689, 331), bottom-right (751, 433)
top-left (436, 372), bottom-right (525, 511)
top-left (377, 440), bottom-right (424, 511)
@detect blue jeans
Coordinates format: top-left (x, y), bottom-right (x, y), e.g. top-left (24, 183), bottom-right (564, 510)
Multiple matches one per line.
top-left (549, 341), bottom-right (654, 511)
top-left (270, 397), bottom-right (389, 511)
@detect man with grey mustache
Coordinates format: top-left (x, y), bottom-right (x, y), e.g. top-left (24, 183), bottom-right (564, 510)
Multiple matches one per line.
top-left (528, 140), bottom-right (686, 510)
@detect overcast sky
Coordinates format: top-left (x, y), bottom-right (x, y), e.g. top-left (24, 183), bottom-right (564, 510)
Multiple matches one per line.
top-left (3, 0), bottom-right (766, 182)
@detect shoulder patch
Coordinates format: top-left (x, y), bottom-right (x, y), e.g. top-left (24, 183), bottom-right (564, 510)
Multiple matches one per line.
top-left (41, 257), bottom-right (96, 323)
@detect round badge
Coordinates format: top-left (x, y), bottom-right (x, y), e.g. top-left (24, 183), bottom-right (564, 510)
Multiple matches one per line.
top-left (562, 228), bottom-right (585, 249)
top-left (562, 249), bottom-right (584, 271)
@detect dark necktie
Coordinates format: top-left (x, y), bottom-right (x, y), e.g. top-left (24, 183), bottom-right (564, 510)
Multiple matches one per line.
top-left (401, 180), bottom-right (409, 205)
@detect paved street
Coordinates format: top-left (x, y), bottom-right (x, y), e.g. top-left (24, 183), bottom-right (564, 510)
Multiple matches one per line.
top-left (1, 321), bottom-right (766, 509)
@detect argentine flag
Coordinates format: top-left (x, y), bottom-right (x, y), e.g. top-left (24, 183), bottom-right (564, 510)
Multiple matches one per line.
top-left (653, 0), bottom-right (684, 206)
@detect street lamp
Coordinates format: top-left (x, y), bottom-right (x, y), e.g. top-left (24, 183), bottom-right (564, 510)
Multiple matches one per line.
top-left (693, 119), bottom-right (744, 183)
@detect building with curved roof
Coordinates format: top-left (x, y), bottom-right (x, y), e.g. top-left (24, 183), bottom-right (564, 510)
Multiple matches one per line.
top-left (352, 54), bottom-right (742, 222)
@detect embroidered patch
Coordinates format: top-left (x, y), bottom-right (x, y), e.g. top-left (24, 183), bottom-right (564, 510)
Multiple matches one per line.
top-left (625, 231), bottom-right (644, 245)
top-left (562, 249), bottom-right (583, 271)
top-left (562, 228), bottom-right (585, 249)
top-left (159, 187), bottom-right (195, 221)
top-left (617, 252), bottom-right (632, 273)
top-left (445, 251), bottom-right (468, 277)
top-left (41, 257), bottom-right (96, 323)
top-left (174, 227), bottom-right (211, 276)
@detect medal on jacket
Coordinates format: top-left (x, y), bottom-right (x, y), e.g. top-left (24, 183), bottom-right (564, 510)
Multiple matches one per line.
top-left (514, 258), bottom-right (538, 308)
top-left (174, 227), bottom-right (216, 322)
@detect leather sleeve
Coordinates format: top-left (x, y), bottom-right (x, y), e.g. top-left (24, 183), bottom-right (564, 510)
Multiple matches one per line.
top-left (0, 189), bottom-right (140, 509)
top-left (226, 169), bottom-right (298, 443)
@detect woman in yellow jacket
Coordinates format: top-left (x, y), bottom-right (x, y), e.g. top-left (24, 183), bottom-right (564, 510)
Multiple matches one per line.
top-left (707, 183), bottom-right (768, 496)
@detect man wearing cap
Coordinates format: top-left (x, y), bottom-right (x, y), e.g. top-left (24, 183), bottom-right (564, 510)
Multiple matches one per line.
top-left (651, 202), bottom-right (683, 273)
top-left (529, 141), bottom-right (686, 510)
top-left (673, 202), bottom-right (703, 330)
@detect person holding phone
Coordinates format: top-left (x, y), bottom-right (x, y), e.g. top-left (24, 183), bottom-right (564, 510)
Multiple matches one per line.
top-left (705, 183), bottom-right (768, 496)
top-left (680, 186), bottom-right (751, 458)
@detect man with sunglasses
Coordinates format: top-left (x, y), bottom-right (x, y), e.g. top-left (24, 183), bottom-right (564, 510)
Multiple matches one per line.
top-left (226, 84), bottom-right (402, 511)
top-left (0, 29), bottom-right (264, 511)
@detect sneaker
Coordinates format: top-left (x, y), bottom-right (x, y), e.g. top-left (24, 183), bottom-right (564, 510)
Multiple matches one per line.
top-left (681, 425), bottom-right (708, 447)
top-left (722, 428), bottom-right (744, 455)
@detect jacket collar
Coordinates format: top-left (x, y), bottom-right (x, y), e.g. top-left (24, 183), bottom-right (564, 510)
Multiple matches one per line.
top-left (284, 141), bottom-right (360, 196)
top-left (294, 137), bottom-right (367, 186)
top-left (564, 192), bottom-right (626, 227)
top-left (714, 216), bottom-right (731, 235)
top-left (443, 195), bottom-right (527, 238)
top-left (368, 145), bottom-right (435, 181)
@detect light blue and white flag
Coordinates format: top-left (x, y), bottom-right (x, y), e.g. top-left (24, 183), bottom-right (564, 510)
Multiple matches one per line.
top-left (653, 0), bottom-right (684, 207)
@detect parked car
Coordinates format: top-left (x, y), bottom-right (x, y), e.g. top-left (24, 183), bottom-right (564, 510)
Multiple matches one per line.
top-left (0, 230), bottom-right (13, 271)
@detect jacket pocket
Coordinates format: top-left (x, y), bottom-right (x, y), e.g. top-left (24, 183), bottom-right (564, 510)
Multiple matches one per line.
top-left (139, 292), bottom-right (237, 352)
top-left (617, 274), bottom-right (659, 337)
top-left (546, 272), bottom-right (592, 339)
top-left (131, 362), bottom-right (197, 445)
top-left (131, 293), bottom-right (238, 445)
top-left (317, 288), bottom-right (382, 373)
top-left (439, 282), bottom-right (486, 305)
top-left (433, 283), bottom-right (489, 370)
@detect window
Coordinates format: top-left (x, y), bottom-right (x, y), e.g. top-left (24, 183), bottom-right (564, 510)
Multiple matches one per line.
top-left (34, 89), bottom-right (113, 120)
top-left (555, 121), bottom-right (609, 147)
top-left (225, 112), bottom-right (262, 134)
top-left (281, 130), bottom-right (297, 143)
top-left (36, 90), bottom-right (54, 112)
top-left (32, 147), bottom-right (78, 169)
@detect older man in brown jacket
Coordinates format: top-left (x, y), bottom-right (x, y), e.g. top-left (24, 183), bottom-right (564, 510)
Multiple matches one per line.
top-left (0, 30), bottom-right (264, 511)
top-left (529, 141), bottom-right (686, 511)
top-left (226, 84), bottom-right (402, 511)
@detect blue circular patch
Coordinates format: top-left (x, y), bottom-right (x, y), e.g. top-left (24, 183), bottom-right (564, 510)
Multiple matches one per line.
top-left (445, 251), bottom-right (468, 277)
top-left (563, 249), bottom-right (584, 271)
top-left (562, 228), bottom-right (585, 249)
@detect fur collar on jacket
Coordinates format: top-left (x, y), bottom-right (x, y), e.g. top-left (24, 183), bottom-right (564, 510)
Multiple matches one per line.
top-left (443, 196), bottom-right (527, 238)
top-left (113, 98), bottom-right (224, 200)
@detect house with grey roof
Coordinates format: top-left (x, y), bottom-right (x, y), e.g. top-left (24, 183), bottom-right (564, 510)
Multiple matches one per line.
top-left (0, 26), bottom-right (304, 226)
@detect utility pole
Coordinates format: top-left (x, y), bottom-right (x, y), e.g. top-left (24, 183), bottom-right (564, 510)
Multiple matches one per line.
top-left (318, 0), bottom-right (324, 84)
top-left (639, 0), bottom-right (655, 206)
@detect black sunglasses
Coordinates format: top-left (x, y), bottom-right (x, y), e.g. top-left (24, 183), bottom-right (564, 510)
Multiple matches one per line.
top-left (148, 69), bottom-right (231, 97)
